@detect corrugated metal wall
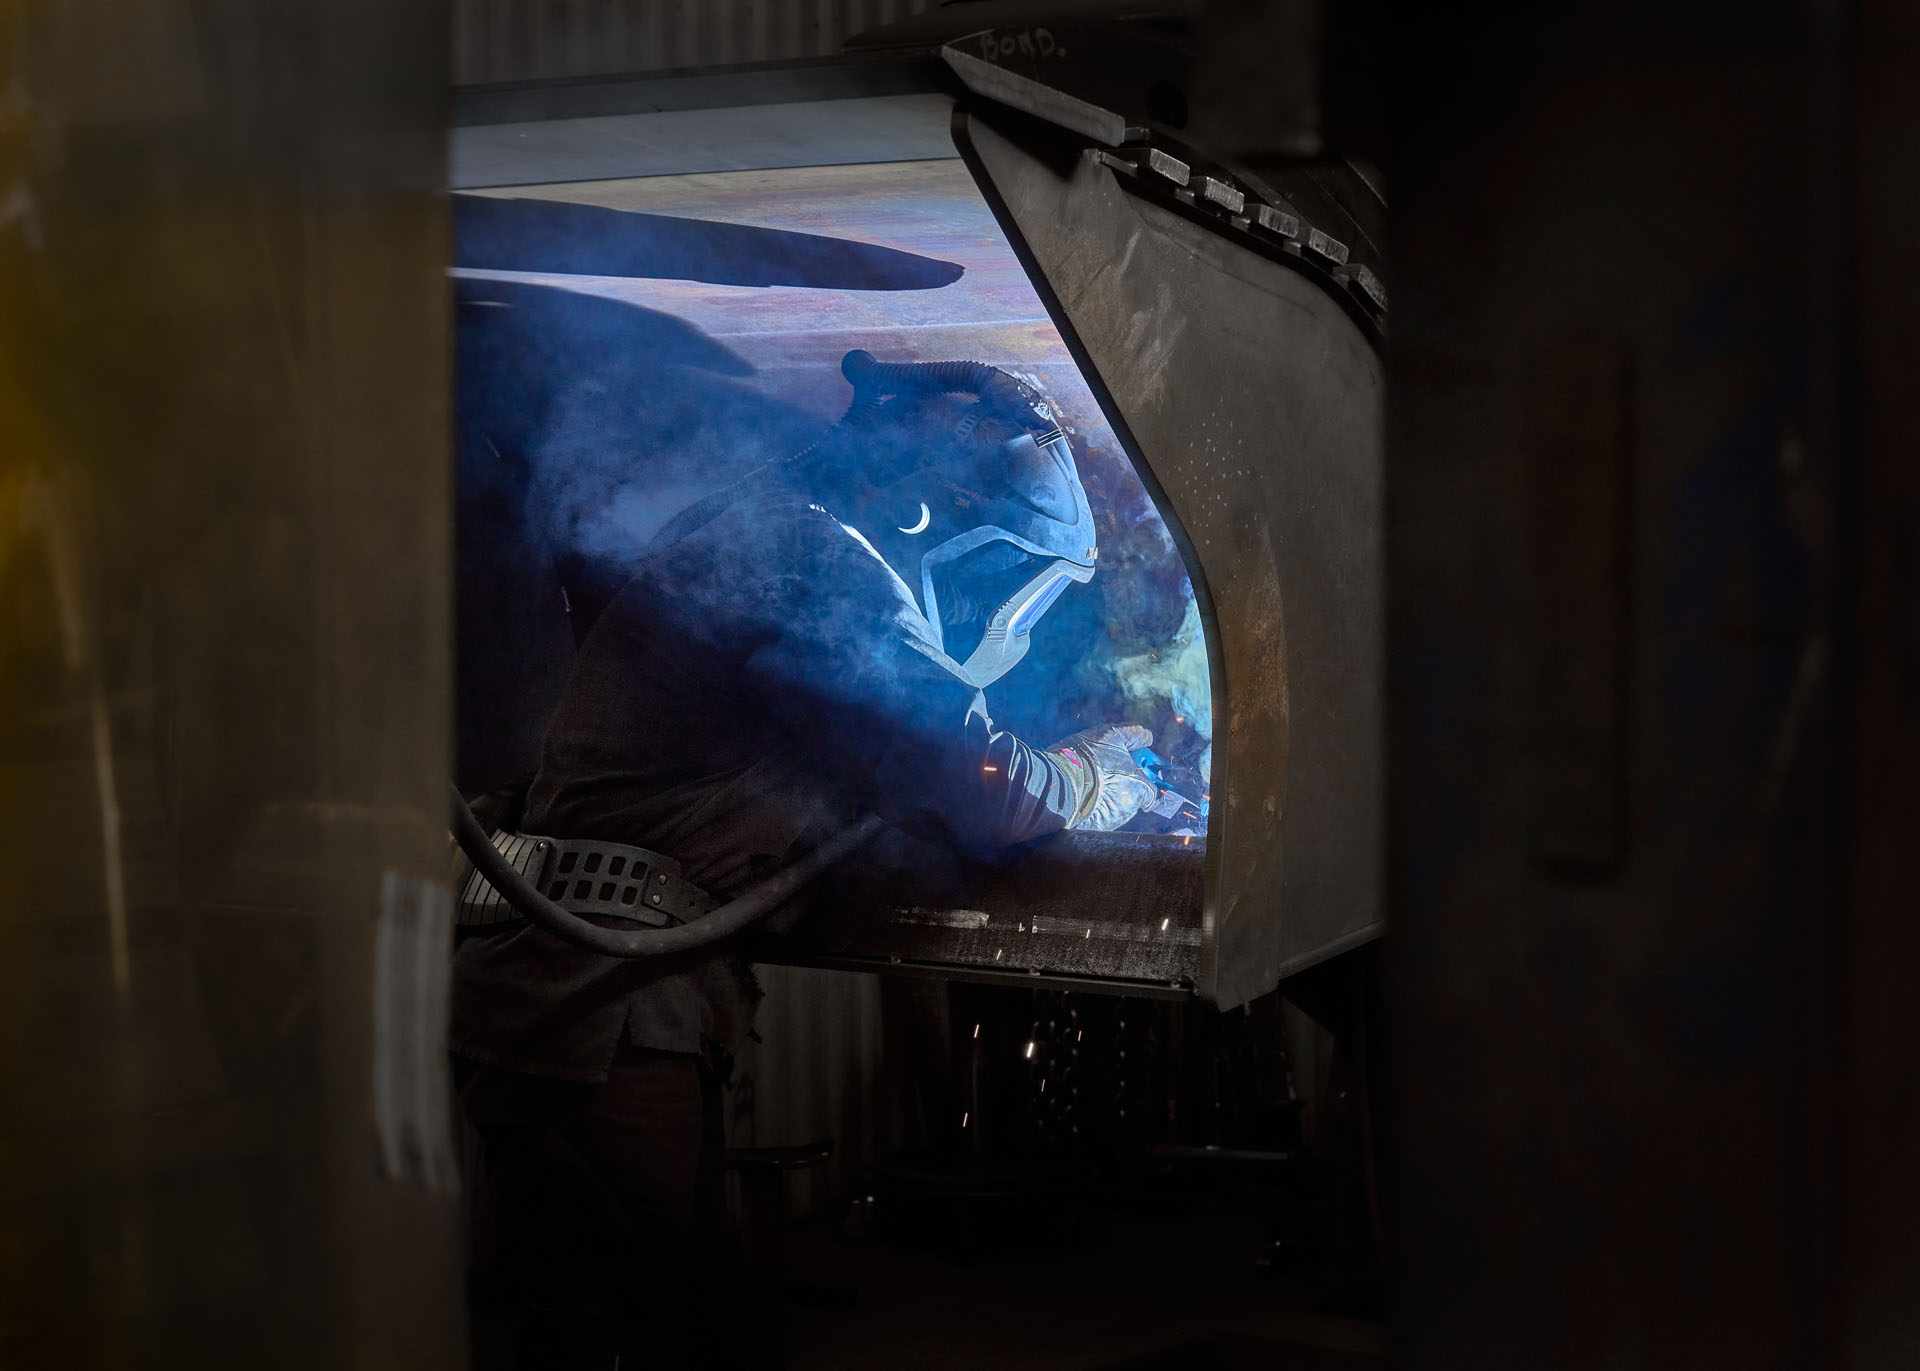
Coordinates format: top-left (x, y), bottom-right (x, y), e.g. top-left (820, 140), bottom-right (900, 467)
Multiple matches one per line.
top-left (727, 966), bottom-right (889, 1217)
top-left (453, 0), bottom-right (938, 86)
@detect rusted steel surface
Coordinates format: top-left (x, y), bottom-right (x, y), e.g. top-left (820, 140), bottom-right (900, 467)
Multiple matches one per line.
top-left (456, 158), bottom-right (1099, 420)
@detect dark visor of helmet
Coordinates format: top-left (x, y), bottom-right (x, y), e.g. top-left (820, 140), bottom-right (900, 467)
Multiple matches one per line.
top-left (928, 542), bottom-right (1050, 662)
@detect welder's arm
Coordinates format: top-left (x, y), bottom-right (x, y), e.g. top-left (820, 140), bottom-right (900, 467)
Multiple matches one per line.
top-left (747, 620), bottom-right (1085, 851)
top-left (740, 514), bottom-right (1136, 851)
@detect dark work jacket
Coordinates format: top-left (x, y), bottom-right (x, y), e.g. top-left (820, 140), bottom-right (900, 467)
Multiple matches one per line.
top-left (449, 492), bottom-right (1087, 1083)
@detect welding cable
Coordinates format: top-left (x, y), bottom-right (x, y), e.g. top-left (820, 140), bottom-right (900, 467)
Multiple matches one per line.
top-left (450, 784), bottom-right (885, 957)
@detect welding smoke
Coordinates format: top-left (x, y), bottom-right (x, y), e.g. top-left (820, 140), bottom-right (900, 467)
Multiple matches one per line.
top-left (456, 219), bottom-right (1216, 798)
top-left (1102, 596), bottom-right (1213, 775)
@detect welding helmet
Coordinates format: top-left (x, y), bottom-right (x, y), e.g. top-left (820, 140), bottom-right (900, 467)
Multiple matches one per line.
top-left (835, 352), bottom-right (1099, 689)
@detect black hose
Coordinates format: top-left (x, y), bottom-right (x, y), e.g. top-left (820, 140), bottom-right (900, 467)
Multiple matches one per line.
top-left (840, 349), bottom-right (1045, 425)
top-left (450, 784), bottom-right (884, 957)
top-left (841, 349), bottom-right (1004, 394)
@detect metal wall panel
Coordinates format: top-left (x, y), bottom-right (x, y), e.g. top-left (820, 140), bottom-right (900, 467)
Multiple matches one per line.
top-left (0, 2), bottom-right (461, 1366)
top-left (453, 0), bottom-right (938, 86)
top-left (1383, 2), bottom-right (1870, 1366)
top-left (726, 965), bottom-right (887, 1217)
top-left (1847, 3), bottom-right (1920, 1360)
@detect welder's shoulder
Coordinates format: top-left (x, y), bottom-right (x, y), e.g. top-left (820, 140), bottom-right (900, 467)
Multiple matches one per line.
top-left (622, 494), bottom-right (899, 648)
top-left (699, 492), bottom-right (897, 582)
top-left (628, 493), bottom-right (816, 585)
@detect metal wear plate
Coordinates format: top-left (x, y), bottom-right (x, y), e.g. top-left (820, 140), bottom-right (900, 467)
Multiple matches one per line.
top-left (953, 104), bottom-right (1385, 1007)
top-left (774, 828), bottom-right (1205, 991)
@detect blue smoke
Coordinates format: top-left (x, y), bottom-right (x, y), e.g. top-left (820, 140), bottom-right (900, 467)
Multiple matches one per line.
top-left (453, 196), bottom-right (1212, 815)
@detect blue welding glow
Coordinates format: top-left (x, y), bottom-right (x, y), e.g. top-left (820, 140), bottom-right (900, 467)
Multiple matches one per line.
top-left (455, 160), bottom-right (1213, 832)
top-left (1007, 571), bottom-right (1071, 638)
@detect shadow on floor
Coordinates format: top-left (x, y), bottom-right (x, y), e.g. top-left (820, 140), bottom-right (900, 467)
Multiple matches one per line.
top-left (780, 1199), bottom-right (1383, 1371)
top-left (1097, 1332), bottom-right (1384, 1371)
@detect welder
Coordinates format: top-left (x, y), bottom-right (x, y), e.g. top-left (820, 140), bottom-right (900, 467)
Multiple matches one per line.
top-left (449, 351), bottom-right (1157, 1369)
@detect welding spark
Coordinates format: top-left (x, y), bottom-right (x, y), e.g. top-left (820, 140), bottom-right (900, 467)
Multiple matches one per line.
top-left (995, 948), bottom-right (1003, 961)
top-left (962, 1111), bottom-right (969, 1128)
top-left (983, 764), bottom-right (998, 773)
top-left (1182, 834), bottom-right (1191, 845)
top-left (973, 1023), bottom-right (981, 1038)
top-left (1161, 917), bottom-right (1170, 931)
top-left (1025, 1041), bottom-right (1035, 1059)
top-left (1084, 928), bottom-right (1090, 939)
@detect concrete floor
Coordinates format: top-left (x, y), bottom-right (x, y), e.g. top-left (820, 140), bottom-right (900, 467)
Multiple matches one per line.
top-left (780, 1200), bottom-right (1384, 1370)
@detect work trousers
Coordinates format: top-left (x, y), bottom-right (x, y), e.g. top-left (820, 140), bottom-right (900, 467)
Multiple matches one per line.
top-left (456, 1045), bottom-right (729, 1371)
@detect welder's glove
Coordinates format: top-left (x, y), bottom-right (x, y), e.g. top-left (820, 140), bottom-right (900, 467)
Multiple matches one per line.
top-left (1046, 723), bottom-right (1158, 832)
